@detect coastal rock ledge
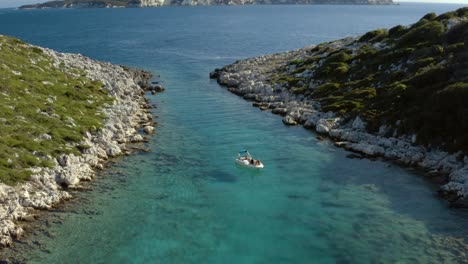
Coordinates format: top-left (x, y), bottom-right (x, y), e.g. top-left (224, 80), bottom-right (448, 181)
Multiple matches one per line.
top-left (211, 8), bottom-right (468, 206)
top-left (0, 36), bottom-right (158, 247)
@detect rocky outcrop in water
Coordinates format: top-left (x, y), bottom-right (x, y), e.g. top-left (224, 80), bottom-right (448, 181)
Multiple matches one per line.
top-left (19, 0), bottom-right (393, 9)
top-left (0, 38), bottom-right (158, 247)
top-left (211, 8), bottom-right (468, 205)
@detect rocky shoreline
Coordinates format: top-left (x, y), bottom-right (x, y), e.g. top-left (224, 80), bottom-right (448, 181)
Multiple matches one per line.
top-left (210, 43), bottom-right (468, 206)
top-left (0, 47), bottom-right (161, 247)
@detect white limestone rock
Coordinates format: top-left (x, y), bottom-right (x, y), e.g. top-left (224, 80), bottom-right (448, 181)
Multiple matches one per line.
top-left (351, 116), bottom-right (366, 130)
top-left (316, 123), bottom-right (330, 134)
top-left (130, 134), bottom-right (144, 142)
top-left (316, 118), bottom-right (338, 134)
top-left (106, 143), bottom-right (122, 157)
top-left (144, 125), bottom-right (155, 134)
top-left (282, 115), bottom-right (298, 126)
top-left (347, 142), bottom-right (385, 156)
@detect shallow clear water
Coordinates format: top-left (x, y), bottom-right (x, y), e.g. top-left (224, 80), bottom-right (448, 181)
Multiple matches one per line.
top-left (1, 3), bottom-right (468, 263)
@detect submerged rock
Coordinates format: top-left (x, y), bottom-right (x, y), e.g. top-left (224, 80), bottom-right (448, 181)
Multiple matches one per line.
top-left (149, 84), bottom-right (165, 93)
top-left (144, 125), bottom-right (155, 134)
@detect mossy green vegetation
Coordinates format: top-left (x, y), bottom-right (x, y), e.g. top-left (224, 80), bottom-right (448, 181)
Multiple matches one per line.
top-left (358, 29), bottom-right (388, 43)
top-left (272, 7), bottom-right (468, 152)
top-left (398, 20), bottom-right (445, 47)
top-left (0, 35), bottom-right (113, 184)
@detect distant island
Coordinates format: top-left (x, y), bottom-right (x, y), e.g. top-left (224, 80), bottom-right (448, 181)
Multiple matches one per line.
top-left (19, 0), bottom-right (393, 9)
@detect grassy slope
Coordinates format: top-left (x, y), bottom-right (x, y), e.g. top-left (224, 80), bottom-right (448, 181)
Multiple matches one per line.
top-left (0, 35), bottom-right (113, 184)
top-left (273, 7), bottom-right (468, 152)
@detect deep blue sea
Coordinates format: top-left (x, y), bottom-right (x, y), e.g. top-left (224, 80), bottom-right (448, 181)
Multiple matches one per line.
top-left (1, 3), bottom-right (468, 263)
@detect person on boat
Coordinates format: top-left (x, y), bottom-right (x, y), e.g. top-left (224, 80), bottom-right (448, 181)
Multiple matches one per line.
top-left (250, 159), bottom-right (254, 164)
top-left (255, 160), bottom-right (260, 166)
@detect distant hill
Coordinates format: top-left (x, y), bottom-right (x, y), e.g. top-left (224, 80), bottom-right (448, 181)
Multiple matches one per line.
top-left (19, 0), bottom-right (393, 9)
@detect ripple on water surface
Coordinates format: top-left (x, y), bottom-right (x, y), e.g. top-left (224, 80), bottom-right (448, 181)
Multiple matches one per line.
top-left (1, 3), bottom-right (468, 264)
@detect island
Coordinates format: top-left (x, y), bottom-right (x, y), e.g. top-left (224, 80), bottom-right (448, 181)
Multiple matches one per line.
top-left (19, 0), bottom-right (394, 9)
top-left (210, 8), bottom-right (468, 206)
top-left (0, 35), bottom-right (161, 247)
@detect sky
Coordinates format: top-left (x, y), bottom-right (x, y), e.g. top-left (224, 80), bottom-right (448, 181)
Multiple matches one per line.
top-left (0, 0), bottom-right (467, 8)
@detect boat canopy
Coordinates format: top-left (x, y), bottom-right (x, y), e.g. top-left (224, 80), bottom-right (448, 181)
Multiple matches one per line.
top-left (238, 150), bottom-right (252, 158)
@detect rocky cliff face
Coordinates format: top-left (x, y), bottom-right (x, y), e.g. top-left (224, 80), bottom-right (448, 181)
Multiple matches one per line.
top-left (19, 0), bottom-right (393, 9)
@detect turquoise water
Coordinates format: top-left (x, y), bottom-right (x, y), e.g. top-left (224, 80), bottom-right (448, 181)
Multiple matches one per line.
top-left (1, 3), bottom-right (468, 263)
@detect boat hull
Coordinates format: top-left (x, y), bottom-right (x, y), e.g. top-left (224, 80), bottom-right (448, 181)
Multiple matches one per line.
top-left (235, 158), bottom-right (264, 169)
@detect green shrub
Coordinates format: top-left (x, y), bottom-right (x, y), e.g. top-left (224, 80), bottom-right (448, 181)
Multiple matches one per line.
top-left (422, 12), bottom-right (437, 21)
top-left (344, 88), bottom-right (377, 100)
top-left (359, 29), bottom-right (388, 43)
top-left (385, 48), bottom-right (415, 61)
top-left (30, 47), bottom-right (43, 54)
top-left (437, 11), bottom-right (457, 21)
top-left (291, 87), bottom-right (307, 94)
top-left (412, 57), bottom-right (436, 69)
top-left (437, 82), bottom-right (468, 98)
top-left (355, 44), bottom-right (378, 62)
top-left (455, 7), bottom-right (468, 18)
top-left (409, 65), bottom-right (449, 88)
top-left (313, 82), bottom-right (340, 97)
top-left (278, 76), bottom-right (304, 87)
top-left (288, 59), bottom-right (303, 65)
top-left (432, 45), bottom-right (444, 55)
top-left (412, 82), bottom-right (468, 151)
top-left (315, 62), bottom-right (350, 81)
top-left (346, 77), bottom-right (376, 89)
top-left (303, 56), bottom-right (321, 65)
top-left (325, 52), bottom-right (353, 64)
top-left (446, 21), bottom-right (468, 44)
top-left (0, 170), bottom-right (32, 185)
top-left (321, 99), bottom-right (364, 114)
top-left (446, 42), bottom-right (465, 53)
top-left (389, 83), bottom-right (408, 93)
top-left (398, 21), bottom-right (445, 47)
top-left (9, 38), bottom-right (25, 45)
top-left (330, 62), bottom-right (349, 75)
top-left (388, 25), bottom-right (407, 38)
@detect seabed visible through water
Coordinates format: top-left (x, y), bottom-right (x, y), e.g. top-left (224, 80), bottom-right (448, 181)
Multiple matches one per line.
top-left (1, 3), bottom-right (468, 263)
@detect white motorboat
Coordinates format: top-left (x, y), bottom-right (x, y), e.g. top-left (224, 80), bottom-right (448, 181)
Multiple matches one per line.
top-left (235, 150), bottom-right (264, 169)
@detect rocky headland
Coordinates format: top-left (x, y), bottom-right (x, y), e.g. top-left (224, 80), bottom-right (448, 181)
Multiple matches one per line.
top-left (211, 8), bottom-right (468, 205)
top-left (0, 35), bottom-right (162, 246)
top-left (18, 0), bottom-right (393, 9)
